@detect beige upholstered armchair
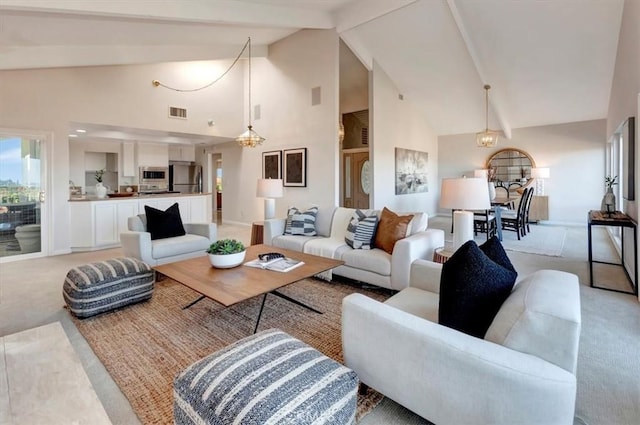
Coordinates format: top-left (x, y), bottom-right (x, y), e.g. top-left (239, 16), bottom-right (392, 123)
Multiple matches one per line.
top-left (342, 260), bottom-right (581, 425)
top-left (120, 214), bottom-right (216, 266)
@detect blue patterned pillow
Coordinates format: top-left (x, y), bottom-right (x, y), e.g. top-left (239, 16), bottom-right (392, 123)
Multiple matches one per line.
top-left (438, 240), bottom-right (517, 338)
top-left (345, 210), bottom-right (378, 250)
top-left (284, 207), bottom-right (318, 236)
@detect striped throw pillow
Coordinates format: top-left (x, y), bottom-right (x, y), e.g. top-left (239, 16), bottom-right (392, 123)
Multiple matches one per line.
top-left (284, 207), bottom-right (318, 236)
top-left (345, 209), bottom-right (379, 250)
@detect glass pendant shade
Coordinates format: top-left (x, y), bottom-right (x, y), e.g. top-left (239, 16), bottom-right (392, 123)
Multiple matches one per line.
top-left (476, 84), bottom-right (498, 148)
top-left (236, 125), bottom-right (265, 147)
top-left (476, 130), bottom-right (499, 147)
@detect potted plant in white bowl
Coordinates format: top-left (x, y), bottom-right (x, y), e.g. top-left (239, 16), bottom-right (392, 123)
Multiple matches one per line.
top-left (206, 239), bottom-right (246, 268)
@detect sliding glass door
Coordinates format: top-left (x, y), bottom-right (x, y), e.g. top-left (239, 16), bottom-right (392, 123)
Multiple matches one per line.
top-left (0, 131), bottom-right (46, 260)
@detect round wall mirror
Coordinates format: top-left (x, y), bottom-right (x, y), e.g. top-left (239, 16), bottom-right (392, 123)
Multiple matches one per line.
top-left (486, 148), bottom-right (536, 196)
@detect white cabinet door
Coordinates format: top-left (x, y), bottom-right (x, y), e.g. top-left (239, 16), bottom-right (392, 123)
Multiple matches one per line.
top-left (182, 146), bottom-right (196, 162)
top-left (137, 142), bottom-right (168, 167)
top-left (122, 142), bottom-right (135, 177)
top-left (117, 200), bottom-right (138, 234)
top-left (94, 202), bottom-right (118, 246)
top-left (168, 146), bottom-right (182, 161)
top-left (189, 196), bottom-right (207, 222)
top-left (169, 145), bottom-right (196, 162)
top-left (69, 202), bottom-right (94, 248)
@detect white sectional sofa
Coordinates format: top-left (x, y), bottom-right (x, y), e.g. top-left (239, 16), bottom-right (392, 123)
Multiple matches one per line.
top-left (263, 206), bottom-right (445, 290)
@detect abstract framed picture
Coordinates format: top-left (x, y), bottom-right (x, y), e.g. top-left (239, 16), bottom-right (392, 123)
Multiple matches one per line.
top-left (395, 147), bottom-right (429, 195)
top-left (262, 150), bottom-right (282, 180)
top-left (620, 116), bottom-right (635, 201)
top-left (283, 148), bottom-right (307, 187)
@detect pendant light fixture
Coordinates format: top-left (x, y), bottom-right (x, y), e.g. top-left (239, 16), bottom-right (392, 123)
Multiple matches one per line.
top-left (236, 37), bottom-right (265, 147)
top-left (476, 84), bottom-right (499, 148)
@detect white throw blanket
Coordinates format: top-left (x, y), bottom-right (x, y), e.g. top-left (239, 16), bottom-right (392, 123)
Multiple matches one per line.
top-left (303, 207), bottom-right (353, 281)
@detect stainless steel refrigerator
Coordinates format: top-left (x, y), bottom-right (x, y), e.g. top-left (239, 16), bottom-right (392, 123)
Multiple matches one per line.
top-left (169, 164), bottom-right (202, 193)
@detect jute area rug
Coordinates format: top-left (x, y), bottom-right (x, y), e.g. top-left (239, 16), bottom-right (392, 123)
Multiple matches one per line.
top-left (73, 277), bottom-right (391, 424)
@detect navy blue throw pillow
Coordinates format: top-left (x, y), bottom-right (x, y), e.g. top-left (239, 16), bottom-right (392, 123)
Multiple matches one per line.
top-left (438, 240), bottom-right (517, 338)
top-left (145, 203), bottom-right (186, 240)
top-left (479, 236), bottom-right (517, 275)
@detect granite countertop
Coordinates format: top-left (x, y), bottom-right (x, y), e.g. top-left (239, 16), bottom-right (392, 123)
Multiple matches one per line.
top-left (68, 192), bottom-right (211, 202)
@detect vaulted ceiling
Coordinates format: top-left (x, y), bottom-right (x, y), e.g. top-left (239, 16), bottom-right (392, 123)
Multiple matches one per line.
top-left (0, 0), bottom-right (626, 139)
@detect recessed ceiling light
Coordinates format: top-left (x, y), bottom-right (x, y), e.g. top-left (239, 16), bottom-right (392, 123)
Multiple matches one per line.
top-left (76, 129), bottom-right (87, 133)
top-left (69, 134), bottom-right (78, 138)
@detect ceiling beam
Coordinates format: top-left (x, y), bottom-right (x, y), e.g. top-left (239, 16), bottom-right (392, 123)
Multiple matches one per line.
top-left (446, 0), bottom-right (512, 139)
top-left (0, 0), bottom-right (334, 29)
top-left (334, 0), bottom-right (417, 33)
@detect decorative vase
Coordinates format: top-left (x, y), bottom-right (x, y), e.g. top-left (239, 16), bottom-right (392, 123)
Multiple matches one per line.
top-left (600, 187), bottom-right (616, 213)
top-left (95, 182), bottom-right (107, 199)
top-left (488, 182), bottom-right (496, 201)
top-left (208, 250), bottom-right (246, 269)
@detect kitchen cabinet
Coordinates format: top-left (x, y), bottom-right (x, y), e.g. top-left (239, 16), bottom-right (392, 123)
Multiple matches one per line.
top-left (169, 145), bottom-right (196, 162)
top-left (69, 194), bottom-right (210, 251)
top-left (122, 142), bottom-right (135, 177)
top-left (137, 142), bottom-right (168, 167)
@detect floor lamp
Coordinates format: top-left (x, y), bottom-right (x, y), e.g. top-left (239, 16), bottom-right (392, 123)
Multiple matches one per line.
top-left (440, 177), bottom-right (491, 251)
top-left (256, 178), bottom-right (283, 220)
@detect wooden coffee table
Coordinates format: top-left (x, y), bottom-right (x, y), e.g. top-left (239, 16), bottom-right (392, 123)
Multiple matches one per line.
top-left (153, 244), bottom-right (344, 333)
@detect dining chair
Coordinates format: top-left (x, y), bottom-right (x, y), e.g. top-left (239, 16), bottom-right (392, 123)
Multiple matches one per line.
top-left (500, 187), bottom-right (531, 240)
top-left (473, 209), bottom-right (497, 241)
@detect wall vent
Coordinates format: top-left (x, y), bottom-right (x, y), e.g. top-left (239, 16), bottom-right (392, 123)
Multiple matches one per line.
top-left (361, 127), bottom-right (369, 145)
top-left (254, 104), bottom-right (261, 120)
top-left (169, 106), bottom-right (187, 119)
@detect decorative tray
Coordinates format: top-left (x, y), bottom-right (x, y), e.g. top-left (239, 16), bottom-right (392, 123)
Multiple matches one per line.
top-left (107, 193), bottom-right (136, 198)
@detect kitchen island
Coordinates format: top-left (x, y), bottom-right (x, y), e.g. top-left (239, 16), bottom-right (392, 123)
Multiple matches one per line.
top-left (69, 193), bottom-right (212, 251)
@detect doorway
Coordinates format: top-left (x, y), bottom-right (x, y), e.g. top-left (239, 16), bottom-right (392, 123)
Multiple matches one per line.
top-left (0, 131), bottom-right (48, 261)
top-left (342, 149), bottom-right (370, 209)
top-left (212, 154), bottom-right (222, 225)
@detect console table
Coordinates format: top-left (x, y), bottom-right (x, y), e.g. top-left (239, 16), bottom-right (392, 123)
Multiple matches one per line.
top-left (587, 210), bottom-right (637, 295)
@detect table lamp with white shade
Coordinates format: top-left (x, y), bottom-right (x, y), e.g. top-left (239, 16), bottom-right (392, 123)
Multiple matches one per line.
top-left (256, 178), bottom-right (283, 220)
top-left (531, 167), bottom-right (550, 195)
top-left (440, 177), bottom-right (491, 251)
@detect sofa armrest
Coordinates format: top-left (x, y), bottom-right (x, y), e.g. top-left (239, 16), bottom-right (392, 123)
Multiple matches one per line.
top-left (390, 228), bottom-right (445, 290)
top-left (184, 223), bottom-right (217, 241)
top-left (263, 218), bottom-right (286, 246)
top-left (120, 231), bottom-right (155, 265)
top-left (409, 259), bottom-right (443, 293)
top-left (342, 294), bottom-right (577, 425)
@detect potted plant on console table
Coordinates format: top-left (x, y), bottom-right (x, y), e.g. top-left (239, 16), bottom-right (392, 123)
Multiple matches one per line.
top-left (207, 239), bottom-right (246, 269)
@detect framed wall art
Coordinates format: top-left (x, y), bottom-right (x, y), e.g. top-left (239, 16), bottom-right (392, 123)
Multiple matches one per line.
top-left (395, 147), bottom-right (429, 195)
top-left (620, 116), bottom-right (635, 201)
top-left (262, 150), bottom-right (282, 180)
top-left (283, 148), bottom-right (307, 187)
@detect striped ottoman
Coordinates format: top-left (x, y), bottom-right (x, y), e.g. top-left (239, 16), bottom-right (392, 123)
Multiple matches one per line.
top-left (174, 329), bottom-right (358, 425)
top-left (63, 257), bottom-right (154, 318)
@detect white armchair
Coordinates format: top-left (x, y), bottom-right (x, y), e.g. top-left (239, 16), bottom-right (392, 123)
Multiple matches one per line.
top-left (120, 214), bottom-right (216, 266)
top-left (342, 261), bottom-right (581, 425)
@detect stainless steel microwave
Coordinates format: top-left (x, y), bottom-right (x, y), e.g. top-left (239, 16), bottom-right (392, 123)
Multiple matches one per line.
top-left (139, 166), bottom-right (168, 185)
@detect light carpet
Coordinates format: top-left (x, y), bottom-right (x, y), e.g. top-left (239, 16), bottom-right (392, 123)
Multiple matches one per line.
top-left (473, 224), bottom-right (567, 256)
top-left (73, 277), bottom-right (390, 425)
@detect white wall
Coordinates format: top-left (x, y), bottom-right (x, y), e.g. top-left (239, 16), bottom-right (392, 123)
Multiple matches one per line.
top-left (439, 120), bottom-right (606, 225)
top-left (606, 0), bottom-right (639, 295)
top-left (210, 29), bottom-right (340, 224)
top-left (0, 60), bottom-right (244, 254)
top-left (371, 60), bottom-right (440, 215)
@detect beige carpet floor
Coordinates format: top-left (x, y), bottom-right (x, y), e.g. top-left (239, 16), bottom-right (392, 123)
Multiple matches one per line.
top-left (73, 277), bottom-right (391, 424)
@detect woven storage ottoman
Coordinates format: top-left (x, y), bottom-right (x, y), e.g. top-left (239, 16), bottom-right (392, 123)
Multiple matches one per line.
top-left (63, 257), bottom-right (154, 318)
top-left (174, 329), bottom-right (358, 425)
